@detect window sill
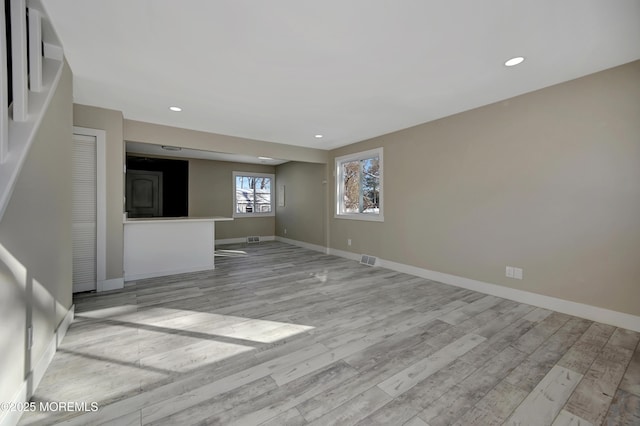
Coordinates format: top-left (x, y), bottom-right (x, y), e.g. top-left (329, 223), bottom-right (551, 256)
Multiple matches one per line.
top-left (233, 213), bottom-right (276, 219)
top-left (335, 213), bottom-right (384, 222)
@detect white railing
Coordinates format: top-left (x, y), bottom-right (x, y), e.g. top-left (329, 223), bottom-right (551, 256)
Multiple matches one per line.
top-left (0, 0), bottom-right (64, 221)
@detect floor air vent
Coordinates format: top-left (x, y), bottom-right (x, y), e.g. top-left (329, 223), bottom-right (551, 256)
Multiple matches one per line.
top-left (360, 254), bottom-right (377, 266)
top-left (246, 236), bottom-right (261, 244)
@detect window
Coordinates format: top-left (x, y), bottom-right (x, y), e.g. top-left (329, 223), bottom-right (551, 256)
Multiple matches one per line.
top-left (233, 172), bottom-right (275, 217)
top-left (336, 147), bottom-right (383, 221)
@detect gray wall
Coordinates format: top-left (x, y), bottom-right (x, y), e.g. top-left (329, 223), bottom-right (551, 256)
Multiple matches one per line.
top-left (73, 104), bottom-right (124, 281)
top-left (0, 62), bottom-right (73, 404)
top-left (189, 159), bottom-right (276, 239)
top-left (329, 60), bottom-right (640, 317)
top-left (275, 161), bottom-right (327, 247)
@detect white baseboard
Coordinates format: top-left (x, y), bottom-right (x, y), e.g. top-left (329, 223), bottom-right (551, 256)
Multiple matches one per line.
top-left (0, 305), bottom-right (75, 426)
top-left (327, 248), bottom-right (640, 332)
top-left (55, 305), bottom-right (74, 353)
top-left (216, 236), bottom-right (276, 245)
top-left (327, 247), bottom-right (361, 262)
top-left (275, 236), bottom-right (329, 254)
top-left (97, 277), bottom-right (124, 292)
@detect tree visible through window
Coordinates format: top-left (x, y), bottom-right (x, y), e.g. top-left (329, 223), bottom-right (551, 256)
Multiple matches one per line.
top-left (233, 172), bottom-right (274, 217)
top-left (336, 148), bottom-right (383, 220)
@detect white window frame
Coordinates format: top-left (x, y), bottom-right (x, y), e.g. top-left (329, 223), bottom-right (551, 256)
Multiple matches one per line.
top-left (232, 171), bottom-right (275, 218)
top-left (335, 147), bottom-right (384, 222)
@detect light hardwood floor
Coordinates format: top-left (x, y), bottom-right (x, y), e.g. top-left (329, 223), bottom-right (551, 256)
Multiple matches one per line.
top-left (19, 242), bottom-right (640, 425)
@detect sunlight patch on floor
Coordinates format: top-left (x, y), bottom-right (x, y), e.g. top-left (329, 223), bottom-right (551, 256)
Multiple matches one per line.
top-left (76, 306), bottom-right (314, 345)
top-left (214, 249), bottom-right (248, 257)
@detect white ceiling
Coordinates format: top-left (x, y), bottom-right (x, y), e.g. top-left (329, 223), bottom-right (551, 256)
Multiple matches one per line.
top-left (45, 1), bottom-right (640, 150)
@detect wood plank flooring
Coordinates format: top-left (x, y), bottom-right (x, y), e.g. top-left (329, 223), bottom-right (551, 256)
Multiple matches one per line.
top-left (18, 241), bottom-right (640, 425)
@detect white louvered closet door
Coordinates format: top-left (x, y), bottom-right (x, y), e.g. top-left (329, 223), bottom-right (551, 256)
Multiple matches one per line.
top-left (72, 134), bottom-right (97, 292)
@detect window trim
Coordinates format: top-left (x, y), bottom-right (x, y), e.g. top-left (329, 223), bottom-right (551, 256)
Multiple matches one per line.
top-left (335, 147), bottom-right (384, 222)
top-left (232, 171), bottom-right (275, 218)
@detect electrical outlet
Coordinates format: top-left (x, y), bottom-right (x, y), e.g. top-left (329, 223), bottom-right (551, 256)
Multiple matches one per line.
top-left (506, 266), bottom-right (514, 278)
top-left (514, 267), bottom-right (523, 280)
top-left (506, 266), bottom-right (523, 279)
top-left (347, 239), bottom-right (352, 246)
top-left (284, 228), bottom-right (287, 235)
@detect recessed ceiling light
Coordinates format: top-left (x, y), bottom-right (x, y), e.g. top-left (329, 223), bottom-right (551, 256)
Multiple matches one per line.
top-left (169, 106), bottom-right (182, 112)
top-left (315, 134), bottom-right (323, 139)
top-left (504, 57), bottom-right (525, 67)
top-left (258, 156), bottom-right (273, 160)
top-left (161, 145), bottom-right (182, 151)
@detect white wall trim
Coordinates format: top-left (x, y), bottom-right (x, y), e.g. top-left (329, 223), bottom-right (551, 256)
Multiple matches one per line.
top-left (42, 41), bottom-right (63, 61)
top-left (10, 0), bottom-right (28, 122)
top-left (327, 248), bottom-right (640, 332)
top-left (216, 237), bottom-right (246, 245)
top-left (327, 247), bottom-right (361, 262)
top-left (97, 277), bottom-right (124, 292)
top-left (27, 8), bottom-right (43, 92)
top-left (0, 305), bottom-right (74, 426)
top-left (215, 236), bottom-right (275, 245)
top-left (275, 236), bottom-right (329, 254)
top-left (73, 127), bottom-right (107, 291)
top-left (56, 304), bottom-right (74, 347)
